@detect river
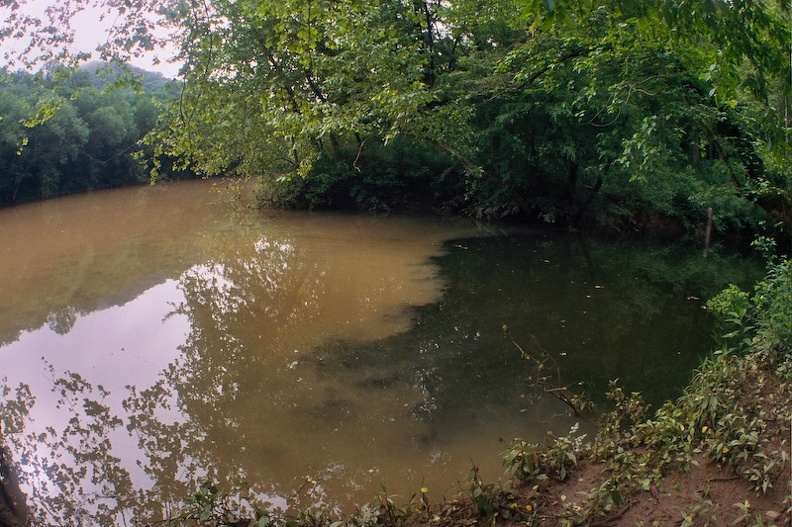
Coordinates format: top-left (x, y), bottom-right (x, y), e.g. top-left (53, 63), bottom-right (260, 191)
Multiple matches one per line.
top-left (0, 179), bottom-right (760, 525)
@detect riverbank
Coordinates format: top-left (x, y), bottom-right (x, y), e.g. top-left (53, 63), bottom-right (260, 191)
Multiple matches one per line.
top-left (408, 260), bottom-right (792, 527)
top-left (404, 347), bottom-right (790, 527)
top-left (0, 191), bottom-right (792, 527)
top-left (153, 260), bottom-right (791, 527)
top-left (1, 316), bottom-right (789, 525)
top-left (157, 328), bottom-right (790, 527)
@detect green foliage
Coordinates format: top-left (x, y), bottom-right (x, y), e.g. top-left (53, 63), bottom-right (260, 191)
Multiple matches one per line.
top-left (0, 65), bottom-right (183, 205)
top-left (751, 260), bottom-right (792, 359)
top-left (707, 284), bottom-right (755, 354)
top-left (165, 479), bottom-right (418, 527)
top-left (591, 382), bottom-right (650, 459)
top-left (3, 0), bottom-right (792, 240)
top-left (471, 1), bottom-right (786, 232)
top-left (173, 479), bottom-right (252, 525)
top-left (677, 491), bottom-right (717, 527)
top-left (708, 259), bottom-right (792, 359)
top-left (502, 427), bottom-right (584, 484)
top-left (353, 491), bottom-right (412, 527)
top-left (465, 464), bottom-right (532, 523)
top-left (146, 0), bottom-right (459, 182)
top-left (254, 136), bottom-right (465, 213)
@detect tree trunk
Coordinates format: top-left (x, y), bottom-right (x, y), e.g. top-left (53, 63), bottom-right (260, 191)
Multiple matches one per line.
top-left (0, 497), bottom-right (23, 527)
top-left (703, 207), bottom-right (713, 257)
top-left (0, 448), bottom-right (26, 527)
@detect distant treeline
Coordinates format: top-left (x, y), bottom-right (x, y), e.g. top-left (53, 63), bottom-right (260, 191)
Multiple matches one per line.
top-left (0, 63), bottom-right (192, 206)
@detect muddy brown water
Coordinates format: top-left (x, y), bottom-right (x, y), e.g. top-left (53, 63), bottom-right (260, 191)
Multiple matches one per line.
top-left (0, 180), bottom-right (759, 525)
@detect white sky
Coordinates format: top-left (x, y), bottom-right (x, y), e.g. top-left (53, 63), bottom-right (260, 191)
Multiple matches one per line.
top-left (1, 2), bottom-right (182, 78)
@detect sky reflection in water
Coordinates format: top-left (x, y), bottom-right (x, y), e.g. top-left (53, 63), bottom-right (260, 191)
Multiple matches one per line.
top-left (0, 180), bottom-right (760, 525)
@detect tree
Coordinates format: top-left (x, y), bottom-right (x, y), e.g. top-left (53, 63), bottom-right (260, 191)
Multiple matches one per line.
top-left (2, 0), bottom-right (791, 242)
top-left (455, 0), bottom-right (791, 226)
top-left (164, 1), bottom-right (792, 238)
top-left (0, 67), bottom-right (181, 205)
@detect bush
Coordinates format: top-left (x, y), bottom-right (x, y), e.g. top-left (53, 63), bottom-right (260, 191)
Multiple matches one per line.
top-left (707, 258), bottom-right (792, 360)
top-left (253, 137), bottom-right (466, 214)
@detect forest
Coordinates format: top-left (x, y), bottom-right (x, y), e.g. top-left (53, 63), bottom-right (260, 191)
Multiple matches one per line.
top-left (0, 64), bottom-right (184, 205)
top-left (0, 1), bottom-right (791, 526)
top-left (0, 0), bottom-right (790, 247)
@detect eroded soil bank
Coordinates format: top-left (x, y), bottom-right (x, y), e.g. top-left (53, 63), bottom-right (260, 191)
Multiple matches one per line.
top-left (404, 336), bottom-right (792, 527)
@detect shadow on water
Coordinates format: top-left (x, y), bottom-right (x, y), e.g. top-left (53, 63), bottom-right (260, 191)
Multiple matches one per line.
top-left (0, 188), bottom-right (763, 526)
top-left (314, 230), bottom-right (763, 426)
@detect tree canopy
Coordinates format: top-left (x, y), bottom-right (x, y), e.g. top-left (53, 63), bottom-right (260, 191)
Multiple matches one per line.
top-left (0, 64), bottom-right (183, 205)
top-left (2, 0), bottom-right (791, 243)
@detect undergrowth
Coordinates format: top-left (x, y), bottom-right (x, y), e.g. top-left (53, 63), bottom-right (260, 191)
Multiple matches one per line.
top-left (499, 258), bottom-right (792, 525)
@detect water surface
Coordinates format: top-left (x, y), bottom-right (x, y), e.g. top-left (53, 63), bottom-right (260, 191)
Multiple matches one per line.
top-left (0, 180), bottom-right (759, 525)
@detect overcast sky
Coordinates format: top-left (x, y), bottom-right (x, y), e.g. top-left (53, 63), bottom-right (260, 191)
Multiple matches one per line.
top-left (1, 2), bottom-right (181, 78)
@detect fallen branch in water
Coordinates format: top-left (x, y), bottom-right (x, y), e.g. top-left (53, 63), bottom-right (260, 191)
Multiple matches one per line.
top-left (503, 325), bottom-right (593, 418)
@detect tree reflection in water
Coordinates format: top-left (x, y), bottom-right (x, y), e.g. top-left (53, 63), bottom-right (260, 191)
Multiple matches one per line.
top-left (0, 188), bottom-right (762, 525)
top-left (2, 371), bottom-right (134, 525)
top-left (0, 217), bottom-right (479, 525)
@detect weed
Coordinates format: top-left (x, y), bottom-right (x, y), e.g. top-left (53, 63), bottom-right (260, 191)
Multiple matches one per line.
top-left (502, 424), bottom-right (586, 484)
top-left (467, 464), bottom-right (506, 519)
top-left (591, 382), bottom-right (649, 459)
top-left (171, 478), bottom-right (261, 526)
top-left (353, 488), bottom-right (412, 527)
top-left (677, 491), bottom-right (715, 527)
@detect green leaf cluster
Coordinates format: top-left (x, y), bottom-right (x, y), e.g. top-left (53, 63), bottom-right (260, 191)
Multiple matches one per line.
top-left (0, 64), bottom-right (184, 205)
top-left (131, 0), bottom-right (790, 241)
top-left (4, 0), bottom-right (792, 240)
